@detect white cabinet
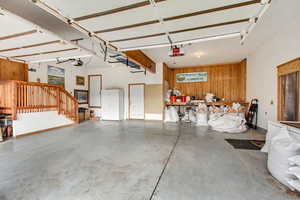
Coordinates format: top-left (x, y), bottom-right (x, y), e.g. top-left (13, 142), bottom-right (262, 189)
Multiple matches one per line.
top-left (101, 89), bottom-right (124, 120)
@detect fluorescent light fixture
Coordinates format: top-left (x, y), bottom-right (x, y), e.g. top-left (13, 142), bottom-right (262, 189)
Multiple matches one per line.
top-left (120, 32), bottom-right (241, 51)
top-left (194, 51), bottom-right (205, 58)
top-left (29, 54), bottom-right (92, 63)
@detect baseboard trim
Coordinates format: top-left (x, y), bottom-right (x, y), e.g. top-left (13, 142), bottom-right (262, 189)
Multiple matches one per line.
top-left (15, 123), bottom-right (76, 139)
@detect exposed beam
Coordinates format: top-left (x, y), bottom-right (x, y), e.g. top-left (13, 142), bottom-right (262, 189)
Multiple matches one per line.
top-left (94, 0), bottom-right (259, 34)
top-left (0, 30), bottom-right (38, 41)
top-left (169, 18), bottom-right (249, 34)
top-left (74, 0), bottom-right (166, 21)
top-left (110, 18), bottom-right (249, 43)
top-left (164, 0), bottom-right (260, 21)
top-left (110, 33), bottom-right (165, 43)
top-left (12, 48), bottom-right (78, 58)
top-left (0, 40), bottom-right (61, 53)
top-left (95, 20), bottom-right (159, 34)
top-left (124, 50), bottom-right (156, 73)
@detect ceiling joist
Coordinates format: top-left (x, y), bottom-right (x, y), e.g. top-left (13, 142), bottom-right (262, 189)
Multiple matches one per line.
top-left (110, 18), bottom-right (249, 43)
top-left (12, 48), bottom-right (78, 58)
top-left (94, 0), bottom-right (260, 34)
top-left (0, 29), bottom-right (38, 41)
top-left (74, 0), bottom-right (166, 21)
top-left (0, 40), bottom-right (61, 53)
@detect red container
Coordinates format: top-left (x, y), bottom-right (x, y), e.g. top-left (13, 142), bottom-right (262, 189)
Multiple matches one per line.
top-left (170, 95), bottom-right (177, 103)
top-left (181, 96), bottom-right (187, 103)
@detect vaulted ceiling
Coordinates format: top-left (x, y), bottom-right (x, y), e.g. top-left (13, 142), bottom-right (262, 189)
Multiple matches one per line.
top-left (0, 0), bottom-right (284, 68)
top-left (0, 8), bottom-right (93, 63)
top-left (34, 0), bottom-right (267, 51)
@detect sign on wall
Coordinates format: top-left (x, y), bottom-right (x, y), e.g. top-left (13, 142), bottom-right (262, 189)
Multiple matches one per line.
top-left (48, 65), bottom-right (65, 87)
top-left (176, 72), bottom-right (208, 83)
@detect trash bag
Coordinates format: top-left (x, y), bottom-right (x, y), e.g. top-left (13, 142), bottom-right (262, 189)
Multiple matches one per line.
top-left (189, 110), bottom-right (197, 123)
top-left (267, 127), bottom-right (300, 190)
top-left (196, 112), bottom-right (208, 126)
top-left (164, 106), bottom-right (179, 123)
top-left (261, 121), bottom-right (284, 153)
top-left (208, 113), bottom-right (247, 133)
top-left (289, 155), bottom-right (300, 166)
top-left (287, 179), bottom-right (300, 192)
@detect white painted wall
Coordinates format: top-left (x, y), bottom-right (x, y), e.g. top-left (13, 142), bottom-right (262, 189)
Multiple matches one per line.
top-left (87, 63), bottom-right (163, 120)
top-left (13, 111), bottom-right (74, 137)
top-left (28, 61), bottom-right (88, 97)
top-left (246, 1), bottom-right (300, 129)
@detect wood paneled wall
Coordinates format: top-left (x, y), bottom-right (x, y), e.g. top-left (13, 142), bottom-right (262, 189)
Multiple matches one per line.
top-left (163, 60), bottom-right (247, 102)
top-left (0, 58), bottom-right (28, 81)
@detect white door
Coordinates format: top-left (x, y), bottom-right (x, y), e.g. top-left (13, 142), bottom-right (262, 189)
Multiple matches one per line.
top-left (102, 90), bottom-right (120, 120)
top-left (89, 75), bottom-right (102, 108)
top-left (129, 84), bottom-right (145, 119)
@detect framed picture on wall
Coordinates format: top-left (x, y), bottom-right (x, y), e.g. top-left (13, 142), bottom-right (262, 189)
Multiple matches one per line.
top-left (76, 76), bottom-right (85, 86)
top-left (48, 65), bottom-right (65, 88)
top-left (74, 89), bottom-right (88, 104)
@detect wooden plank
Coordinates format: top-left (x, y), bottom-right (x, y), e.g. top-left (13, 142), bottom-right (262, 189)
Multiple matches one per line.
top-left (95, 20), bottom-right (159, 34)
top-left (164, 0), bottom-right (260, 21)
top-left (74, 0), bottom-right (166, 21)
top-left (0, 58), bottom-right (28, 81)
top-left (0, 30), bottom-right (37, 41)
top-left (164, 61), bottom-right (247, 102)
top-left (94, 0), bottom-right (259, 33)
top-left (124, 50), bottom-right (156, 73)
top-left (0, 40), bottom-right (61, 53)
top-left (12, 48), bottom-right (78, 58)
top-left (110, 19), bottom-right (249, 43)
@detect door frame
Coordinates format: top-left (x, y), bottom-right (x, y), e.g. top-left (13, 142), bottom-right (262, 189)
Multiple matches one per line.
top-left (277, 57), bottom-right (300, 121)
top-left (128, 83), bottom-right (145, 120)
top-left (88, 74), bottom-right (102, 108)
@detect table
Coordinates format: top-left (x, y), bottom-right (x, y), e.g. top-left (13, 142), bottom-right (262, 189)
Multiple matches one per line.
top-left (165, 101), bottom-right (249, 107)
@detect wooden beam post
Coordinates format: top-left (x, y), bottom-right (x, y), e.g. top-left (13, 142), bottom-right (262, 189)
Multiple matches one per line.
top-left (11, 81), bottom-right (18, 120)
top-left (124, 50), bottom-right (156, 73)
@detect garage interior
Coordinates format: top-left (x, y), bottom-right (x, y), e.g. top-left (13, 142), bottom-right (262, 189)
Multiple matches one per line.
top-left (0, 0), bottom-right (300, 199)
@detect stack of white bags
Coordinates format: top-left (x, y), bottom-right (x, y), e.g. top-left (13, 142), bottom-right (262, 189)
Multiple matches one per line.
top-left (207, 103), bottom-right (247, 133)
top-left (164, 106), bottom-right (179, 123)
top-left (262, 121), bottom-right (300, 191)
top-left (196, 103), bottom-right (209, 126)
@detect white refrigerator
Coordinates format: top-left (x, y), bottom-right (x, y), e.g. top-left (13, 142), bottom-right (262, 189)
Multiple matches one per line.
top-left (101, 89), bottom-right (124, 120)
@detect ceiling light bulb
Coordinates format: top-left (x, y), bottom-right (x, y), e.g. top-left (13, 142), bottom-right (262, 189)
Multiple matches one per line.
top-left (194, 52), bottom-right (204, 58)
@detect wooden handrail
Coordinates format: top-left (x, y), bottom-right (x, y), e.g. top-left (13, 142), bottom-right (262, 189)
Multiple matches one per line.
top-left (0, 80), bottom-right (79, 123)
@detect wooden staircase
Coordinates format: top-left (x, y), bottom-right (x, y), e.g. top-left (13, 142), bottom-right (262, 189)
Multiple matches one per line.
top-left (0, 80), bottom-right (79, 123)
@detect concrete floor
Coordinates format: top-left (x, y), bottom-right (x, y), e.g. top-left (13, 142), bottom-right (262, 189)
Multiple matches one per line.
top-left (0, 121), bottom-right (298, 200)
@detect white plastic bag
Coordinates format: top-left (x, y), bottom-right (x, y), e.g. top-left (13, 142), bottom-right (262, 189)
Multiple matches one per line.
top-left (267, 127), bottom-right (300, 190)
top-left (189, 110), bottom-right (197, 123)
top-left (289, 155), bottom-right (300, 166)
top-left (261, 121), bottom-right (284, 153)
top-left (287, 166), bottom-right (300, 180)
top-left (196, 112), bottom-right (208, 126)
top-left (208, 114), bottom-right (247, 133)
top-left (287, 179), bottom-right (300, 191)
top-left (164, 107), bottom-right (179, 123)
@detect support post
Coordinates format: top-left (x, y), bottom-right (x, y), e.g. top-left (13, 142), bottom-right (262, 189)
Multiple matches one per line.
top-left (11, 81), bottom-right (18, 120)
